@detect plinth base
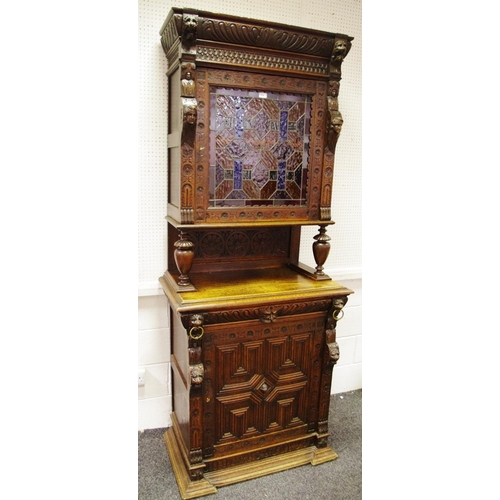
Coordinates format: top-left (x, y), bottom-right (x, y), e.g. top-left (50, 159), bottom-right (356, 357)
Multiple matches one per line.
top-left (164, 426), bottom-right (338, 499)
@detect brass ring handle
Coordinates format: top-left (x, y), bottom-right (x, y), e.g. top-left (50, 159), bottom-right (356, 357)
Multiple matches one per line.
top-left (189, 326), bottom-right (205, 340)
top-left (333, 309), bottom-right (344, 321)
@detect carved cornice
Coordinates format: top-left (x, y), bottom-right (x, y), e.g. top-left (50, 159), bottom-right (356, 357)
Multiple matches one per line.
top-left (197, 17), bottom-right (334, 57)
top-left (160, 8), bottom-right (353, 69)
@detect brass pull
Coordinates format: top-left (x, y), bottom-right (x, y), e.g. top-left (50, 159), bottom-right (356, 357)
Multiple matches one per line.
top-left (333, 309), bottom-right (344, 321)
top-left (189, 326), bottom-right (205, 340)
top-left (260, 383), bottom-right (269, 392)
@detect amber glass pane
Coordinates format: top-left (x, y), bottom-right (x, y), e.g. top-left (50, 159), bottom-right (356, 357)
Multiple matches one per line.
top-left (209, 88), bottom-right (310, 208)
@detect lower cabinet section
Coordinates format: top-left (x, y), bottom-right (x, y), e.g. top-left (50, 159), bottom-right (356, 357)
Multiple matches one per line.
top-left (161, 270), bottom-right (352, 499)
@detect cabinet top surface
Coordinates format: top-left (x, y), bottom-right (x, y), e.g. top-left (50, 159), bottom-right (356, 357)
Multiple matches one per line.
top-left (160, 267), bottom-right (353, 311)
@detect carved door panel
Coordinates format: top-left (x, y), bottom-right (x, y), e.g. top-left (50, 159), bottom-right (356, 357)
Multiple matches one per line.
top-left (202, 313), bottom-right (326, 460)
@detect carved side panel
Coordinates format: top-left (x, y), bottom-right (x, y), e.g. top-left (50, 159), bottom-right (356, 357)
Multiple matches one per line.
top-left (187, 315), bottom-right (205, 472)
top-left (320, 36), bottom-right (352, 220)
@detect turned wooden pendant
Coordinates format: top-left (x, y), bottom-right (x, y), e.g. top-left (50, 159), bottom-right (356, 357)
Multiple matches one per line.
top-left (174, 230), bottom-right (195, 288)
top-left (313, 225), bottom-right (331, 276)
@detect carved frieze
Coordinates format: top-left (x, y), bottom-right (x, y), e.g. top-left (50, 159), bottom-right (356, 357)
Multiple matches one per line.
top-left (197, 46), bottom-right (329, 75)
top-left (188, 227), bottom-right (290, 260)
top-left (180, 299), bottom-right (332, 328)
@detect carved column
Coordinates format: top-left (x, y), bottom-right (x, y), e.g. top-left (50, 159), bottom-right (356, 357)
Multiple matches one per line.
top-left (187, 313), bottom-right (205, 479)
top-left (313, 225), bottom-right (331, 276)
top-left (316, 296), bottom-right (348, 448)
top-left (173, 229), bottom-right (195, 289)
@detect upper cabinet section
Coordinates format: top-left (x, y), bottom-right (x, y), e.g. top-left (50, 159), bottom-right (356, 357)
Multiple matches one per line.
top-left (160, 8), bottom-right (353, 226)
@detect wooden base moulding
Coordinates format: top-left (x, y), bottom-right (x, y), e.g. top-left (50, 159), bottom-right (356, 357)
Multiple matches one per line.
top-left (164, 423), bottom-right (338, 500)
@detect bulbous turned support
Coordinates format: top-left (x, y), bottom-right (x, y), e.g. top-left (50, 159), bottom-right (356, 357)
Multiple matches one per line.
top-left (174, 230), bottom-right (195, 288)
top-left (313, 225), bottom-right (331, 276)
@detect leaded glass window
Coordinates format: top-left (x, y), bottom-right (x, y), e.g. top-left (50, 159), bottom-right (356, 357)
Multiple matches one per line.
top-left (209, 87), bottom-right (311, 208)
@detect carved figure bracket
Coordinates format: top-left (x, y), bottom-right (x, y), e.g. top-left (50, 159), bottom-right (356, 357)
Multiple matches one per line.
top-left (325, 296), bottom-right (348, 365)
top-left (188, 343), bottom-right (204, 387)
top-left (182, 13), bottom-right (198, 53)
top-left (330, 37), bottom-right (352, 75)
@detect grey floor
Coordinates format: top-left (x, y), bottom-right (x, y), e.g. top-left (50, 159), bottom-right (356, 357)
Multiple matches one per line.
top-left (138, 389), bottom-right (361, 500)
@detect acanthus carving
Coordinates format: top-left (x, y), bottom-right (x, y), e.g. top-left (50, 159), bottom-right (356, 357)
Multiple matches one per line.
top-left (198, 18), bottom-right (334, 57)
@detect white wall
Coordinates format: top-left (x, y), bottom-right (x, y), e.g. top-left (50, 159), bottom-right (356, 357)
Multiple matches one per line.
top-left (138, 0), bottom-right (362, 430)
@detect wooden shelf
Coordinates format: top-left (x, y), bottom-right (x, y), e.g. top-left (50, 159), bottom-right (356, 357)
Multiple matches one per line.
top-left (166, 216), bottom-right (335, 230)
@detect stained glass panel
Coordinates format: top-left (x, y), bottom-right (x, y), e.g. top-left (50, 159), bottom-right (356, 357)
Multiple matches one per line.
top-left (209, 87), bottom-right (311, 208)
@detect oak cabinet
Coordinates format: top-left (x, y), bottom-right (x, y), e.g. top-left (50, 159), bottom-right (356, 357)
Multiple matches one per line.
top-left (158, 8), bottom-right (354, 498)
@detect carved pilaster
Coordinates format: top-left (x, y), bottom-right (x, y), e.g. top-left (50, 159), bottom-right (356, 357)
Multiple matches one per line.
top-left (320, 36), bottom-right (352, 219)
top-left (315, 296), bottom-right (348, 447)
top-left (187, 314), bottom-right (204, 470)
top-left (325, 297), bottom-right (348, 366)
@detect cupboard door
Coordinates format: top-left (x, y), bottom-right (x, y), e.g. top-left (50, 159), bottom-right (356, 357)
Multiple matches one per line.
top-left (202, 312), bottom-right (326, 461)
